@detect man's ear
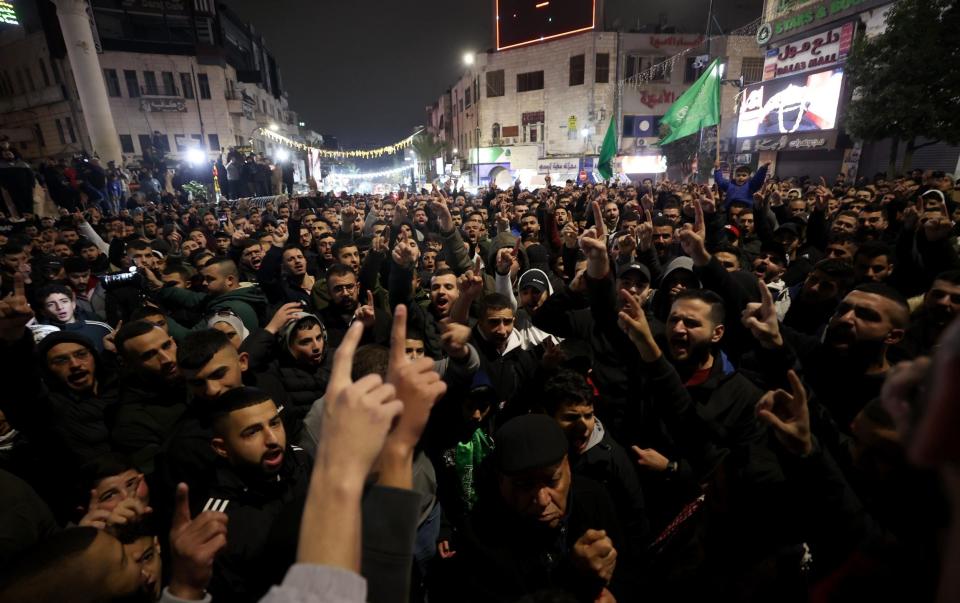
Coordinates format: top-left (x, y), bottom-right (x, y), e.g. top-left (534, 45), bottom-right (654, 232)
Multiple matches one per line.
top-left (885, 328), bottom-right (905, 347)
top-left (211, 437), bottom-right (229, 460)
top-left (711, 324), bottom-right (725, 344)
top-left (238, 352), bottom-right (249, 373)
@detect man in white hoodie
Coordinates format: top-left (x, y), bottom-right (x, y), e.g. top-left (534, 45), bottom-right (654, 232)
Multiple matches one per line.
top-left (494, 259), bottom-right (561, 350)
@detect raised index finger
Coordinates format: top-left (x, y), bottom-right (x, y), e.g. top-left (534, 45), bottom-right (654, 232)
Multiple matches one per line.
top-left (388, 304), bottom-right (408, 369)
top-left (757, 276), bottom-right (775, 312)
top-left (592, 201), bottom-right (605, 236)
top-left (331, 320), bottom-right (364, 387)
top-left (693, 199), bottom-right (705, 233)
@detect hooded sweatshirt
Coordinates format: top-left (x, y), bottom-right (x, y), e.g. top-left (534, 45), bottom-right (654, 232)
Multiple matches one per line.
top-left (495, 268), bottom-right (561, 350)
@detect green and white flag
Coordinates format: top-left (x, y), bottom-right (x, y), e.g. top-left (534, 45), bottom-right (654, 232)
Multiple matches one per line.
top-left (658, 58), bottom-right (722, 145)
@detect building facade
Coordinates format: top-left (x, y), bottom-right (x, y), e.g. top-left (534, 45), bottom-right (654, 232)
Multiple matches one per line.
top-left (431, 27), bottom-right (764, 187)
top-left (0, 0), bottom-right (300, 163)
top-left (749, 0), bottom-right (959, 179)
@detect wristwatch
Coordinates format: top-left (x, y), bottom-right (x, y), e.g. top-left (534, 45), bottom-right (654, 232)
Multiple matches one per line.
top-left (666, 460), bottom-right (679, 475)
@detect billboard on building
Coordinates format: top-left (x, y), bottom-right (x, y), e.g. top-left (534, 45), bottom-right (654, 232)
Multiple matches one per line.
top-left (0, 0), bottom-right (19, 26)
top-left (496, 0), bottom-right (595, 51)
top-left (763, 22), bottom-right (854, 81)
top-left (736, 67), bottom-right (844, 139)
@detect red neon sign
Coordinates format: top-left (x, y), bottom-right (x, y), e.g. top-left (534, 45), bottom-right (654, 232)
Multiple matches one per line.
top-left (496, 0), bottom-right (596, 51)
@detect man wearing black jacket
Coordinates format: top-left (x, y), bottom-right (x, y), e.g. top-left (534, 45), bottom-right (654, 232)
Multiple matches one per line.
top-left (191, 386), bottom-right (310, 603)
top-left (454, 414), bottom-right (625, 602)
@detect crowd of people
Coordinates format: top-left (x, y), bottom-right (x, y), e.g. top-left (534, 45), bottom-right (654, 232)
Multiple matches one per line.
top-left (0, 148), bottom-right (959, 603)
top-left (0, 142), bottom-right (295, 221)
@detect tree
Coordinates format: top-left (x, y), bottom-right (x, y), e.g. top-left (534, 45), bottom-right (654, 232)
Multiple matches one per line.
top-left (410, 132), bottom-right (443, 181)
top-left (844, 0), bottom-right (960, 175)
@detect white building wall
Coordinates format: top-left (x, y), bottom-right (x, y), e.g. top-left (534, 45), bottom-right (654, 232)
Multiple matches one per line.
top-left (451, 31), bottom-right (618, 176)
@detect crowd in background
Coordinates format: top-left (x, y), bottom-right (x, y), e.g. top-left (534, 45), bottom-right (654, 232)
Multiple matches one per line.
top-left (0, 141), bottom-right (960, 603)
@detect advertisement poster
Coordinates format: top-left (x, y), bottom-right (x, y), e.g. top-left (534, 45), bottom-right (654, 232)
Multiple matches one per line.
top-left (737, 67), bottom-right (844, 138)
top-left (763, 22), bottom-right (854, 81)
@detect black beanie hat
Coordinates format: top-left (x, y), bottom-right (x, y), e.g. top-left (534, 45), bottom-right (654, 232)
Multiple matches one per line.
top-left (494, 414), bottom-right (569, 475)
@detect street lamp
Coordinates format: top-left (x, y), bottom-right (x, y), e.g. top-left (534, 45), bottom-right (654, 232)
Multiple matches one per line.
top-left (463, 52), bottom-right (475, 66)
top-left (269, 123), bottom-right (279, 132)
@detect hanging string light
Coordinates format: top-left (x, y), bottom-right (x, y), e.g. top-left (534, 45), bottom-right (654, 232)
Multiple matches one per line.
top-left (330, 165), bottom-right (413, 180)
top-left (259, 128), bottom-right (423, 159)
top-left (623, 17), bottom-right (761, 90)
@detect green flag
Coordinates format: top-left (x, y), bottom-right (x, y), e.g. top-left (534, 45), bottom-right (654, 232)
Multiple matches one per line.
top-left (597, 115), bottom-right (617, 180)
top-left (658, 58), bottom-right (722, 146)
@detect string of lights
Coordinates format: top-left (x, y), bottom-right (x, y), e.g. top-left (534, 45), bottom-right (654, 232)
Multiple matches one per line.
top-left (329, 165), bottom-right (413, 180)
top-left (621, 18), bottom-right (761, 89)
top-left (259, 128), bottom-right (423, 159)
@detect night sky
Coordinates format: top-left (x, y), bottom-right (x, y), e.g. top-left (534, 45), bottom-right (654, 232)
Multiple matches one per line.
top-left (227, 0), bottom-right (762, 151)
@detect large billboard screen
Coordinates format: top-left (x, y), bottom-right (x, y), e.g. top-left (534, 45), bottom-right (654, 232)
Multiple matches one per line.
top-left (736, 67), bottom-right (844, 138)
top-left (496, 0), bottom-right (595, 51)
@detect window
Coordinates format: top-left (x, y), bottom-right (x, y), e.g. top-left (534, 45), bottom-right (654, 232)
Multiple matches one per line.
top-left (124, 70), bottom-right (139, 97)
top-left (143, 71), bottom-right (158, 95)
top-left (138, 134), bottom-right (153, 154)
top-left (208, 133), bottom-right (220, 151)
top-left (459, 97), bottom-right (464, 113)
top-left (104, 69), bottom-right (121, 97)
top-left (486, 69), bottom-right (505, 97)
top-left (65, 117), bottom-right (77, 143)
top-left (492, 123), bottom-right (501, 140)
top-left (569, 54), bottom-right (585, 86)
top-left (684, 57), bottom-right (702, 84)
top-left (191, 134), bottom-right (203, 146)
top-left (38, 59), bottom-right (50, 87)
top-left (465, 87), bottom-right (471, 108)
top-left (529, 126), bottom-right (538, 143)
top-left (180, 73), bottom-right (194, 99)
top-left (34, 123), bottom-right (45, 147)
top-left (740, 57), bottom-right (764, 84)
top-left (55, 119), bottom-right (66, 145)
top-left (517, 70), bottom-right (544, 92)
top-left (161, 71), bottom-right (176, 96)
top-left (119, 134), bottom-right (134, 154)
top-left (23, 67), bottom-right (35, 92)
top-left (197, 73), bottom-right (211, 99)
top-left (595, 53), bottom-right (610, 83)
top-left (624, 55), bottom-right (640, 80)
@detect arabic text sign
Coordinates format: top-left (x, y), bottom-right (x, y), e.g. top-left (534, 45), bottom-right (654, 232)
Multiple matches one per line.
top-left (763, 22), bottom-right (854, 81)
top-left (537, 158), bottom-right (580, 174)
top-left (140, 97), bottom-right (187, 113)
top-left (736, 67), bottom-right (844, 139)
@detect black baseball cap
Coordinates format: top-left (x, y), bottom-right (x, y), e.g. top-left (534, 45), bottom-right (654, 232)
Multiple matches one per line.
top-left (518, 270), bottom-right (548, 293)
top-left (617, 262), bottom-right (651, 282)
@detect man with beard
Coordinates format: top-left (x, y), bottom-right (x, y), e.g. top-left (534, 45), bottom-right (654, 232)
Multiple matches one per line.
top-left (149, 257), bottom-right (268, 333)
top-left (190, 386), bottom-right (311, 603)
top-left (320, 263), bottom-right (384, 348)
top-left (110, 320), bottom-right (187, 472)
top-left (894, 270), bottom-right (960, 359)
top-left (617, 287), bottom-right (782, 486)
top-left (857, 204), bottom-right (891, 242)
top-left (758, 282), bottom-right (910, 431)
top-left (853, 241), bottom-right (895, 284)
top-left (257, 245), bottom-right (316, 307)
